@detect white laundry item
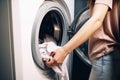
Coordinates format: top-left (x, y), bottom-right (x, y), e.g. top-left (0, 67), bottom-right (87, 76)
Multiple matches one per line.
top-left (39, 42), bottom-right (69, 80)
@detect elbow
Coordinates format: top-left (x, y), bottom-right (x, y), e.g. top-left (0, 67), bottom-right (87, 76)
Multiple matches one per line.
top-left (96, 18), bottom-right (103, 27)
top-left (90, 16), bottom-right (103, 29)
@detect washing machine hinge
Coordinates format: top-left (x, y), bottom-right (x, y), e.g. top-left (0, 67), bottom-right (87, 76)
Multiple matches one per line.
top-left (67, 26), bottom-right (75, 38)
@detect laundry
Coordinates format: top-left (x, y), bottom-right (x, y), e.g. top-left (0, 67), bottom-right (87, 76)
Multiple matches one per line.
top-left (39, 41), bottom-right (69, 80)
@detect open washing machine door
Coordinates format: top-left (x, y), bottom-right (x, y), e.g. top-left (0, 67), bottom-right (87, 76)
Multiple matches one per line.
top-left (69, 7), bottom-right (92, 66)
top-left (31, 0), bottom-right (91, 80)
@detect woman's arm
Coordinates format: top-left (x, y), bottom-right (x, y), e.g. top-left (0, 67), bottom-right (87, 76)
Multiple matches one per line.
top-left (63, 3), bottom-right (109, 55)
top-left (46, 3), bottom-right (109, 65)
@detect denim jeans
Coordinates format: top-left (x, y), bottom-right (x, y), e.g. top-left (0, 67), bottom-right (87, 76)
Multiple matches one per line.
top-left (89, 50), bottom-right (120, 80)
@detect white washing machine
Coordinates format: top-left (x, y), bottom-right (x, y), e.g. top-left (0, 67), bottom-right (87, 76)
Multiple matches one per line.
top-left (0, 0), bottom-right (90, 80)
top-left (12, 0), bottom-right (74, 80)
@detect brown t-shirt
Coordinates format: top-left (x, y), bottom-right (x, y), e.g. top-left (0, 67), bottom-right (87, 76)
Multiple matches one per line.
top-left (88, 0), bottom-right (119, 60)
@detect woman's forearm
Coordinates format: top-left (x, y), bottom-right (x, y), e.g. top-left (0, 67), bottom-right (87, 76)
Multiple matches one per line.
top-left (62, 4), bottom-right (109, 55)
top-left (63, 17), bottom-right (102, 54)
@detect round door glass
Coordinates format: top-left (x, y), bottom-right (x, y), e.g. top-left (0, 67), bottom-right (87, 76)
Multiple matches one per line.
top-left (39, 10), bottom-right (63, 45)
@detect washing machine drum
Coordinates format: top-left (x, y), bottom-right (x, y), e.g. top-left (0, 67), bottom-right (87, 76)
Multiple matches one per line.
top-left (31, 0), bottom-right (91, 71)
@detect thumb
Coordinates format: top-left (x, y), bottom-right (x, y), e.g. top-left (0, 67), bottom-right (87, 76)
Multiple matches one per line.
top-left (45, 58), bottom-right (55, 67)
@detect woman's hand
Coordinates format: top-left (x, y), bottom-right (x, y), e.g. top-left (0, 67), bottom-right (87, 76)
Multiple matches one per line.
top-left (45, 47), bottom-right (68, 67)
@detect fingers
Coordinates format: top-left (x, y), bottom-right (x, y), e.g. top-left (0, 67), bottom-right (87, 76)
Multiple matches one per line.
top-left (44, 52), bottom-right (55, 67)
top-left (45, 50), bottom-right (63, 67)
top-left (50, 52), bottom-right (55, 57)
top-left (45, 59), bottom-right (62, 67)
top-left (45, 58), bottom-right (55, 67)
top-left (49, 52), bottom-right (63, 64)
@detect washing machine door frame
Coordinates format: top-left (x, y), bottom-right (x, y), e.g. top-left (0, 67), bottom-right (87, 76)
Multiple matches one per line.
top-left (31, 0), bottom-right (72, 70)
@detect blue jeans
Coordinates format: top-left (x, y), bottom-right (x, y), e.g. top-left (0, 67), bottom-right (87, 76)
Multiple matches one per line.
top-left (89, 50), bottom-right (120, 80)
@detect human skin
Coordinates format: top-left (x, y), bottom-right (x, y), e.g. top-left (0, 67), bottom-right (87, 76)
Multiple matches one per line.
top-left (45, 3), bottom-right (109, 67)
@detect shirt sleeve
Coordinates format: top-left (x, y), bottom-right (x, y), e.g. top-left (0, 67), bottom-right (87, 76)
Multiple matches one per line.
top-left (95, 0), bottom-right (113, 9)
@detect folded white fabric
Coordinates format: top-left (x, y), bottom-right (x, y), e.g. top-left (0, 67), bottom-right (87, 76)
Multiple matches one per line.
top-left (39, 42), bottom-right (69, 80)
